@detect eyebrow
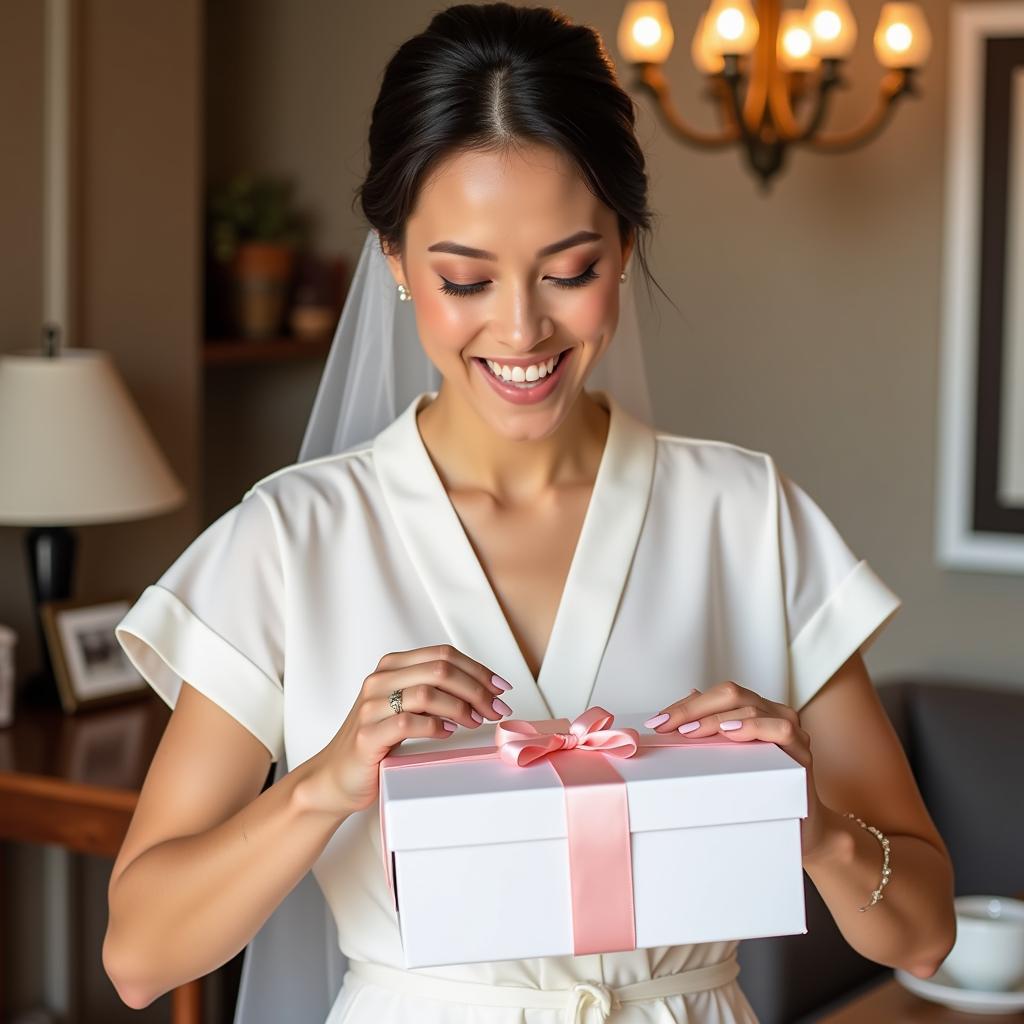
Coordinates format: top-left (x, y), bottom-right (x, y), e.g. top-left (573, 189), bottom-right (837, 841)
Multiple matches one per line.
top-left (426, 230), bottom-right (603, 261)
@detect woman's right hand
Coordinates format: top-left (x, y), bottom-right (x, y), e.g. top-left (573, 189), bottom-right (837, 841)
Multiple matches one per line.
top-left (312, 644), bottom-right (514, 817)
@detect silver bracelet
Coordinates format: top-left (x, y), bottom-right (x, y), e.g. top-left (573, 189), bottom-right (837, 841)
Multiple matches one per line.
top-left (844, 811), bottom-right (892, 911)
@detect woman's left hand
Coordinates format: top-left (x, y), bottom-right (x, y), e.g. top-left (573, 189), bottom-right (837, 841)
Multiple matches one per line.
top-left (643, 681), bottom-right (833, 862)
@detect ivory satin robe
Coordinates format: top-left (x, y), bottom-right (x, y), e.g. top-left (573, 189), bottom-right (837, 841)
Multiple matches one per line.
top-left (115, 389), bottom-right (902, 1023)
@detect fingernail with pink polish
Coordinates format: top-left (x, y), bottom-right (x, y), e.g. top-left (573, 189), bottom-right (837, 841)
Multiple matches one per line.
top-left (644, 712), bottom-right (671, 728)
top-left (470, 710), bottom-right (484, 724)
top-left (442, 719), bottom-right (458, 731)
top-left (678, 721), bottom-right (700, 734)
top-left (491, 674), bottom-right (513, 691)
top-left (720, 720), bottom-right (743, 731)
top-left (492, 697), bottom-right (513, 716)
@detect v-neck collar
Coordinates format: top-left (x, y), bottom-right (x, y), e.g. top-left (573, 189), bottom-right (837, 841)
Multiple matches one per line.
top-left (372, 389), bottom-right (656, 720)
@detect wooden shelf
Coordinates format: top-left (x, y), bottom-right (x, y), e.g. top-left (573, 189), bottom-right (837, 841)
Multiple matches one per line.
top-left (203, 336), bottom-right (332, 367)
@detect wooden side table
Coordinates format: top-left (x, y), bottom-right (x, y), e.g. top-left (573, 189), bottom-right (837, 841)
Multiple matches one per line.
top-left (0, 692), bottom-right (202, 1023)
top-left (815, 889), bottom-right (1024, 1023)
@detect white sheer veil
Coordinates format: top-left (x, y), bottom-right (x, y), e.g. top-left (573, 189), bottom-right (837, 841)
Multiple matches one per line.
top-left (232, 226), bottom-right (654, 1024)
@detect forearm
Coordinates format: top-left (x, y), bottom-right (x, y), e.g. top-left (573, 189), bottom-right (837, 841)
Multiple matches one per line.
top-left (105, 747), bottom-right (348, 1007)
top-left (803, 805), bottom-right (956, 976)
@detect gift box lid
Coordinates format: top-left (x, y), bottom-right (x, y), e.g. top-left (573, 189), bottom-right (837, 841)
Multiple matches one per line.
top-left (380, 711), bottom-right (807, 852)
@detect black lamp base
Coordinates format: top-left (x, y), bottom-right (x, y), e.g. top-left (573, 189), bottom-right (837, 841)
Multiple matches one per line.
top-left (22, 524), bottom-right (77, 712)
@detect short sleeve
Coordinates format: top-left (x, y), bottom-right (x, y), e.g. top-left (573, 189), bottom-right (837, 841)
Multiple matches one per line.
top-left (114, 487), bottom-right (285, 762)
top-left (770, 457), bottom-right (903, 711)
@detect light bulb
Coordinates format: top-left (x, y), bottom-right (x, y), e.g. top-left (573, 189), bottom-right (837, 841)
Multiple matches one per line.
top-left (804, 0), bottom-right (858, 59)
top-left (873, 2), bottom-right (931, 67)
top-left (777, 10), bottom-right (819, 71)
top-left (692, 12), bottom-right (726, 73)
top-left (702, 0), bottom-right (760, 56)
top-left (617, 1), bottom-right (676, 64)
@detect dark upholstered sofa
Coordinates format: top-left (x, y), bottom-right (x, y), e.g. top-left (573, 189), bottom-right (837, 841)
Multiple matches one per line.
top-left (736, 677), bottom-right (1024, 1023)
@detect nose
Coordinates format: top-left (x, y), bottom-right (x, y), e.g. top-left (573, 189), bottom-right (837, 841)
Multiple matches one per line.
top-left (493, 279), bottom-right (554, 354)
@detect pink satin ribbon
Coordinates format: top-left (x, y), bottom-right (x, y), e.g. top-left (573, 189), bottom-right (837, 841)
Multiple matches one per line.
top-left (379, 707), bottom-right (763, 957)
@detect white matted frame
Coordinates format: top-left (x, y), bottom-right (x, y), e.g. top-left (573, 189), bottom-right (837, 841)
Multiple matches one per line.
top-left (937, 2), bottom-right (1024, 572)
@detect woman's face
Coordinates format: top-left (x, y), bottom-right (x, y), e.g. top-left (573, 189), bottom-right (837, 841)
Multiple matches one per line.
top-left (383, 143), bottom-right (634, 442)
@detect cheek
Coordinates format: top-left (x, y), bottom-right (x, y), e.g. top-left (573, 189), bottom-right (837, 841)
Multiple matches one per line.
top-left (565, 277), bottom-right (619, 342)
top-left (411, 284), bottom-right (479, 356)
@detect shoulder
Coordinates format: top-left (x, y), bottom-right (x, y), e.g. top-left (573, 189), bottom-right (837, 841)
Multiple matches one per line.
top-left (237, 442), bottom-right (378, 517)
top-left (651, 424), bottom-right (779, 503)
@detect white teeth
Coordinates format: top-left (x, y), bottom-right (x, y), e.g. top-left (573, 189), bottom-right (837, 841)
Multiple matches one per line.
top-left (483, 353), bottom-right (562, 383)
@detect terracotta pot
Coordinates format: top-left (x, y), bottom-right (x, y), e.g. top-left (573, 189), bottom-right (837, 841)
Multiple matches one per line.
top-left (230, 242), bottom-right (296, 339)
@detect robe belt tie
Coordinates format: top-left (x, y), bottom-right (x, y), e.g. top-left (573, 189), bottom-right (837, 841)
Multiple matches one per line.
top-left (345, 953), bottom-right (740, 1023)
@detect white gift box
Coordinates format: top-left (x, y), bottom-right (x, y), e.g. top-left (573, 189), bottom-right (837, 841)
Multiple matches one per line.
top-left (378, 710), bottom-right (808, 968)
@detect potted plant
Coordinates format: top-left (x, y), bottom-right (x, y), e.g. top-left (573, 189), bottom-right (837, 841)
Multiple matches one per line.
top-left (206, 174), bottom-right (309, 340)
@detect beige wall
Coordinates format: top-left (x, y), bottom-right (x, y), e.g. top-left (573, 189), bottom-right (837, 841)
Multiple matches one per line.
top-left (0, 0), bottom-right (204, 715)
top-left (205, 0), bottom-right (1024, 687)
top-left (1, 2), bottom-right (203, 1019)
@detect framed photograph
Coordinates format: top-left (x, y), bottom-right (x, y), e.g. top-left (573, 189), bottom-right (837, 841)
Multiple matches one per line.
top-left (39, 596), bottom-right (148, 713)
top-left (937, 2), bottom-right (1024, 572)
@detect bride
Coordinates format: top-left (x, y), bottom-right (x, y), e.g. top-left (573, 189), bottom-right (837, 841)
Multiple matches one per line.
top-left (104, 4), bottom-right (955, 1022)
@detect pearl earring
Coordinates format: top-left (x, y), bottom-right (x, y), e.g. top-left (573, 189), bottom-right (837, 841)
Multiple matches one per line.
top-left (397, 283), bottom-right (412, 302)
top-left (619, 271), bottom-right (627, 283)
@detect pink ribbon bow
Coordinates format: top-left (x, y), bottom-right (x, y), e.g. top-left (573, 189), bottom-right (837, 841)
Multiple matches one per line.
top-left (494, 706), bottom-right (641, 766)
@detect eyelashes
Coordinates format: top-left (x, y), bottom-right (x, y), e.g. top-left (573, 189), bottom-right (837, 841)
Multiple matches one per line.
top-left (438, 260), bottom-right (600, 298)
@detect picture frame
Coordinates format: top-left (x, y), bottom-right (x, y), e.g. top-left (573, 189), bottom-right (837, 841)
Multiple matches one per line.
top-left (937, 2), bottom-right (1024, 573)
top-left (39, 596), bottom-right (148, 713)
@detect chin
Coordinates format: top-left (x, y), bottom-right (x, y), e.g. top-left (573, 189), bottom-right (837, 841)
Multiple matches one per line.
top-left (475, 388), bottom-right (580, 443)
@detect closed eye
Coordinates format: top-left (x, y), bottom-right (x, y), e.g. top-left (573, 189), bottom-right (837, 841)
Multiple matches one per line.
top-left (438, 260), bottom-right (600, 298)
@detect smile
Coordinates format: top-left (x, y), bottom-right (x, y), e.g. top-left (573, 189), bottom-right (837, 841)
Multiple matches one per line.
top-left (472, 347), bottom-right (574, 405)
top-left (481, 350), bottom-right (567, 384)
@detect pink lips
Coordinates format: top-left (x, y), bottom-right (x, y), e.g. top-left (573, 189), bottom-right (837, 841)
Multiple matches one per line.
top-left (475, 349), bottom-right (572, 405)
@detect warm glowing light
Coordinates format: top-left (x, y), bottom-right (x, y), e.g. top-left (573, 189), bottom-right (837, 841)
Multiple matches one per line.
top-left (873, 1), bottom-right (931, 67)
top-left (804, 0), bottom-right (857, 58)
top-left (777, 10), bottom-right (819, 70)
top-left (702, 0), bottom-right (759, 55)
top-left (884, 22), bottom-right (912, 52)
top-left (691, 13), bottom-right (726, 73)
top-left (617, 1), bottom-right (676, 63)
top-left (716, 7), bottom-right (747, 40)
top-left (784, 26), bottom-right (812, 57)
top-left (811, 10), bottom-right (842, 40)
top-left (633, 15), bottom-right (664, 48)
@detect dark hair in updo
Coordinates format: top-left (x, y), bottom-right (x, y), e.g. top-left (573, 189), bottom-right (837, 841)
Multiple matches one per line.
top-left (353, 2), bottom-right (668, 307)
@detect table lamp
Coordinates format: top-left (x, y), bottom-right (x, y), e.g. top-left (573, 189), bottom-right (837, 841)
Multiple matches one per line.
top-left (0, 331), bottom-right (186, 706)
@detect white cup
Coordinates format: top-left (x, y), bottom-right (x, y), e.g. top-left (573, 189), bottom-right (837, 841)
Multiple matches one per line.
top-left (0, 624), bottom-right (16, 728)
top-left (941, 895), bottom-right (1024, 991)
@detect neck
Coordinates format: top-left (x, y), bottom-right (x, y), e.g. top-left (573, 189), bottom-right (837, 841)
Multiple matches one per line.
top-left (415, 384), bottom-right (610, 504)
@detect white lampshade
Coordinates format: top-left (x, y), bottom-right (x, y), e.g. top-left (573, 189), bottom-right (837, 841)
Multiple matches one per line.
top-left (873, 2), bottom-right (931, 68)
top-left (702, 0), bottom-right (760, 57)
top-left (617, 1), bottom-right (676, 64)
top-left (805, 0), bottom-right (858, 59)
top-left (0, 347), bottom-right (186, 526)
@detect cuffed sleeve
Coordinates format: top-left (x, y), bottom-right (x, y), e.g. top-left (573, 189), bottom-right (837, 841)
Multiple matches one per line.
top-left (114, 487), bottom-right (285, 761)
top-left (770, 458), bottom-right (902, 711)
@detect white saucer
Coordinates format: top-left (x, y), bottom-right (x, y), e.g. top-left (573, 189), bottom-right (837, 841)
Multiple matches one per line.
top-left (894, 964), bottom-right (1024, 1015)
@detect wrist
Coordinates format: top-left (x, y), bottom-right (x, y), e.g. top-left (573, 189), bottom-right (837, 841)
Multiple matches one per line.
top-left (289, 748), bottom-right (355, 824)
